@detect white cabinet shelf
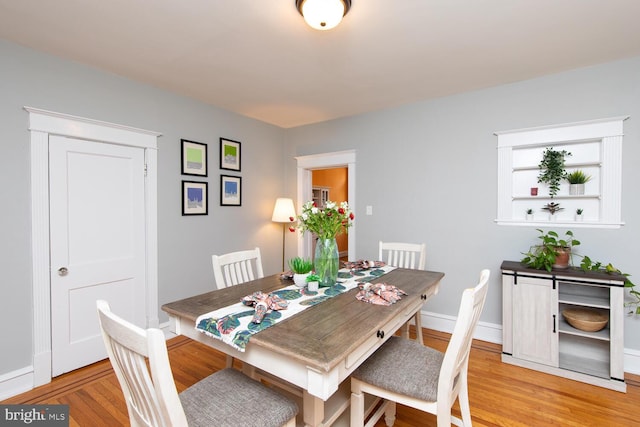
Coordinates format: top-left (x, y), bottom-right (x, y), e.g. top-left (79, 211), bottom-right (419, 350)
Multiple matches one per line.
top-left (501, 261), bottom-right (626, 392)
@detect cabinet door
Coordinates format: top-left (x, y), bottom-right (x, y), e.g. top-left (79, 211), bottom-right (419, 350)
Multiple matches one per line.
top-left (513, 276), bottom-right (559, 367)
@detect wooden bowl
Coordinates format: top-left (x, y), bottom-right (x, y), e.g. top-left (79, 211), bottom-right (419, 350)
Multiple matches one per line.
top-left (562, 308), bottom-right (608, 332)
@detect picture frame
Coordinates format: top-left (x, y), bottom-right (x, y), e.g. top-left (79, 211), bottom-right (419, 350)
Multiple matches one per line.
top-left (220, 138), bottom-right (241, 171)
top-left (181, 139), bottom-right (208, 177)
top-left (220, 175), bottom-right (242, 206)
top-left (182, 181), bottom-right (208, 215)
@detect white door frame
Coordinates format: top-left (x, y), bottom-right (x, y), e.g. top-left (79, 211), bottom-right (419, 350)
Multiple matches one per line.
top-left (295, 150), bottom-right (356, 260)
top-left (26, 107), bottom-right (160, 386)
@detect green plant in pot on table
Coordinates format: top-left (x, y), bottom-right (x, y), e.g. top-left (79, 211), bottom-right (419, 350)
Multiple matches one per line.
top-left (289, 256), bottom-right (313, 287)
top-left (290, 200), bottom-right (354, 287)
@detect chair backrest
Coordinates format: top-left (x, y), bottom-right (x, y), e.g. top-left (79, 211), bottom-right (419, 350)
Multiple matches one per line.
top-left (438, 269), bottom-right (490, 406)
top-left (96, 300), bottom-right (188, 427)
top-left (211, 247), bottom-right (264, 289)
top-left (378, 241), bottom-right (426, 270)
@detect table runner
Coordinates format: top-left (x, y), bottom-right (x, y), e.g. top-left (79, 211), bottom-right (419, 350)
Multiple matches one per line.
top-left (196, 265), bottom-right (396, 351)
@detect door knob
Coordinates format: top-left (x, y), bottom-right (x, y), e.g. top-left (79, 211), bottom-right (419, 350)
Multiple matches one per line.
top-left (57, 267), bottom-right (68, 276)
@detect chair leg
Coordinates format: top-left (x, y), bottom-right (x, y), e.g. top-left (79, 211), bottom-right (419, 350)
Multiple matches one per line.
top-left (415, 313), bottom-right (424, 345)
top-left (350, 388), bottom-right (365, 427)
top-left (383, 401), bottom-right (396, 427)
top-left (458, 374), bottom-right (472, 426)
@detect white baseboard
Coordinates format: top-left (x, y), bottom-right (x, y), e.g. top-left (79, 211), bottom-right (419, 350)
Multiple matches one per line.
top-left (624, 348), bottom-right (640, 375)
top-left (0, 366), bottom-right (34, 401)
top-left (421, 310), bottom-right (640, 375)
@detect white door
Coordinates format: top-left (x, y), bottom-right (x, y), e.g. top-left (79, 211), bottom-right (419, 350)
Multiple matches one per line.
top-left (512, 276), bottom-right (559, 367)
top-left (49, 135), bottom-right (147, 376)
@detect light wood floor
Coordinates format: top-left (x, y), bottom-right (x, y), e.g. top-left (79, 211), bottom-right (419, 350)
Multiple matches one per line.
top-left (3, 329), bottom-right (639, 426)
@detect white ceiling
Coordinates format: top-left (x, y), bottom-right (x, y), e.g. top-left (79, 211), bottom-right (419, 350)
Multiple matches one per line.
top-left (1, 1), bottom-right (640, 128)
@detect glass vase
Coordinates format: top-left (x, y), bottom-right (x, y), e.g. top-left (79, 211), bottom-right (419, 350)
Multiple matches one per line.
top-left (314, 238), bottom-right (339, 287)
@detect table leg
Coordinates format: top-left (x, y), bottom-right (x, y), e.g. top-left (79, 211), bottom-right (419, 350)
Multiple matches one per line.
top-left (303, 389), bottom-right (324, 427)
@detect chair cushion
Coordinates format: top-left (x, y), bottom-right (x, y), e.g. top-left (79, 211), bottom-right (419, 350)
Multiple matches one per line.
top-left (352, 336), bottom-right (444, 401)
top-left (180, 368), bottom-right (298, 427)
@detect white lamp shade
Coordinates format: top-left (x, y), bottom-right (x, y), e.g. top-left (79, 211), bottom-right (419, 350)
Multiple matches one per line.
top-left (272, 198), bottom-right (296, 223)
top-left (299, 0), bottom-right (346, 30)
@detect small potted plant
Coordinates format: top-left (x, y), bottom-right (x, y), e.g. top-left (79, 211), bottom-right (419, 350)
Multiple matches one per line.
top-left (575, 208), bottom-right (584, 221)
top-left (306, 273), bottom-right (320, 292)
top-left (521, 229), bottom-right (580, 272)
top-left (525, 209), bottom-right (534, 221)
top-left (288, 257), bottom-right (313, 287)
top-left (567, 170), bottom-right (591, 195)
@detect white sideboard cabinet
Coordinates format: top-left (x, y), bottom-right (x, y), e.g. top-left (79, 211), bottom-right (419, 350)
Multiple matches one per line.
top-left (501, 260), bottom-right (626, 392)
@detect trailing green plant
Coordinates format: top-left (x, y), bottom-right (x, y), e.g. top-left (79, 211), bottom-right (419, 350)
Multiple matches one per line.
top-left (578, 256), bottom-right (638, 315)
top-left (538, 147), bottom-right (571, 198)
top-left (288, 257), bottom-right (313, 274)
top-left (566, 170), bottom-right (592, 184)
top-left (521, 229), bottom-right (579, 272)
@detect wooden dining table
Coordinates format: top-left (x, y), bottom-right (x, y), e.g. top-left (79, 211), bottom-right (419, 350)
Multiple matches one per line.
top-left (162, 268), bottom-right (444, 427)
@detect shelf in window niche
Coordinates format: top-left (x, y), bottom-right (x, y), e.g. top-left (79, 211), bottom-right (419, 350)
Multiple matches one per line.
top-left (496, 116), bottom-right (628, 228)
top-left (512, 195), bottom-right (601, 201)
top-left (513, 161), bottom-right (602, 172)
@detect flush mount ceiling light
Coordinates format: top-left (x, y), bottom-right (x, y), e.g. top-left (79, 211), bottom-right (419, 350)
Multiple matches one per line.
top-left (296, 0), bottom-right (351, 31)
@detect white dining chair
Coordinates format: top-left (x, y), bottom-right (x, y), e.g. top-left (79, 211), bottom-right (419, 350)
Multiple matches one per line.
top-left (211, 247), bottom-right (264, 368)
top-left (210, 247), bottom-right (303, 397)
top-left (379, 241), bottom-right (427, 344)
top-left (96, 300), bottom-right (298, 427)
top-left (350, 269), bottom-right (490, 427)
top-left (212, 247), bottom-right (264, 289)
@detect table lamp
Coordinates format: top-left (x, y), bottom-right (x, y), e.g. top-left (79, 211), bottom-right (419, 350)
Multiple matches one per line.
top-left (272, 198), bottom-right (296, 271)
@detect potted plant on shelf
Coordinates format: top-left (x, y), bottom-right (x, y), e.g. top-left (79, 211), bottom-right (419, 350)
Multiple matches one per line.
top-left (575, 208), bottom-right (584, 221)
top-left (525, 209), bottom-right (534, 221)
top-left (538, 148), bottom-right (571, 218)
top-left (521, 229), bottom-right (580, 271)
top-left (288, 257), bottom-right (313, 287)
top-left (567, 170), bottom-right (591, 195)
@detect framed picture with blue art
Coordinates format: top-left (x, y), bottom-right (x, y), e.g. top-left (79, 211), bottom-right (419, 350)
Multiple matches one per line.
top-left (219, 138), bottom-right (241, 172)
top-left (181, 139), bottom-right (208, 177)
top-left (182, 181), bottom-right (208, 215)
top-left (220, 175), bottom-right (241, 206)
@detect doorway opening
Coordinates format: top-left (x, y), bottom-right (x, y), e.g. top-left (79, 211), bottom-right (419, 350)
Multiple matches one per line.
top-left (295, 150), bottom-right (356, 261)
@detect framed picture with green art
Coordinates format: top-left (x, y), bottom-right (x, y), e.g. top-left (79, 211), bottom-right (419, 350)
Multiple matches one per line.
top-left (181, 139), bottom-right (208, 177)
top-left (220, 137), bottom-right (241, 172)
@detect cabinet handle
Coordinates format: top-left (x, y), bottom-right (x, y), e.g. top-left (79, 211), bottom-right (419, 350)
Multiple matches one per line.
top-left (553, 314), bottom-right (556, 333)
top-left (376, 330), bottom-right (385, 339)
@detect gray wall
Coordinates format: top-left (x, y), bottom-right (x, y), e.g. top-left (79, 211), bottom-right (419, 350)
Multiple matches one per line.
top-left (284, 55), bottom-right (640, 351)
top-left (0, 40), bottom-right (287, 376)
top-left (1, 37), bottom-right (639, 385)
